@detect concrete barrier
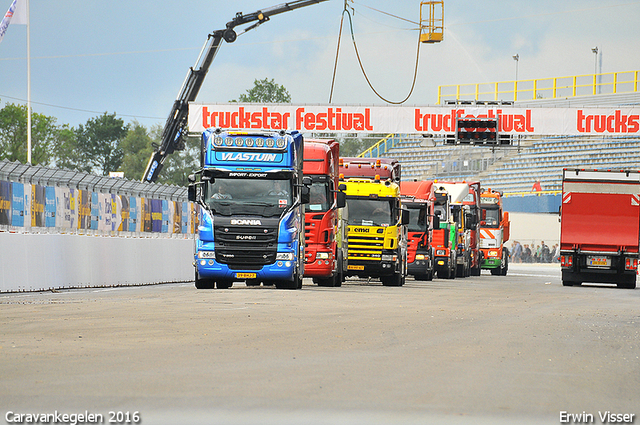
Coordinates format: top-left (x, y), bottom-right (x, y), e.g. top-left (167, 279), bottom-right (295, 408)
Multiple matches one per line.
top-left (0, 233), bottom-right (194, 293)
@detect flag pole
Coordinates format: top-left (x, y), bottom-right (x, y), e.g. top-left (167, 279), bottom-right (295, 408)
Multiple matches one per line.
top-left (26, 0), bottom-right (31, 164)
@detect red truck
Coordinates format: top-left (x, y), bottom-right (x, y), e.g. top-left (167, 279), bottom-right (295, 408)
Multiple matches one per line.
top-left (560, 168), bottom-right (640, 289)
top-left (400, 180), bottom-right (436, 281)
top-left (303, 139), bottom-right (347, 287)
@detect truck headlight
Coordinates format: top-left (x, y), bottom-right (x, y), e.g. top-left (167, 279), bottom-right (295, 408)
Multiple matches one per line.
top-left (381, 254), bottom-right (397, 261)
top-left (198, 251), bottom-right (215, 259)
top-left (488, 250), bottom-right (498, 257)
top-left (276, 252), bottom-right (293, 261)
top-left (316, 252), bottom-right (330, 260)
top-left (435, 249), bottom-right (446, 256)
top-left (415, 254), bottom-right (425, 260)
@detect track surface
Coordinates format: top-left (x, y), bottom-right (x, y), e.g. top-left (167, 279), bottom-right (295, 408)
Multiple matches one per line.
top-left (1, 264), bottom-right (639, 425)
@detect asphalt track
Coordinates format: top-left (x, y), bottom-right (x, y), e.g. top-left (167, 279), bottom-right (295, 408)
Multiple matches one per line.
top-left (1, 263), bottom-right (639, 425)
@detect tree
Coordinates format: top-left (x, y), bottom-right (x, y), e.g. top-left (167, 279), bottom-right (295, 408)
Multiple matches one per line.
top-left (0, 102), bottom-right (59, 166)
top-left (233, 78), bottom-right (291, 103)
top-left (119, 121), bottom-right (155, 180)
top-left (75, 112), bottom-right (127, 176)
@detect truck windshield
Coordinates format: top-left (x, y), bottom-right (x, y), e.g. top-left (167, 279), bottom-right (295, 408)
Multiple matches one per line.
top-left (482, 207), bottom-right (500, 228)
top-left (347, 198), bottom-right (393, 227)
top-left (205, 178), bottom-right (292, 217)
top-left (406, 204), bottom-right (428, 232)
top-left (305, 181), bottom-right (331, 213)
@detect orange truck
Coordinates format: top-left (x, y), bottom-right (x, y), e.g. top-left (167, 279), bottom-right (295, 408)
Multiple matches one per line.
top-left (560, 168), bottom-right (639, 289)
top-left (399, 180), bottom-right (436, 281)
top-left (479, 188), bottom-right (510, 275)
top-left (303, 139), bottom-right (347, 287)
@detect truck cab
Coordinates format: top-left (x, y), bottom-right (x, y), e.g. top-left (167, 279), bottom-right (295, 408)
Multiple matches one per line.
top-left (399, 180), bottom-right (436, 281)
top-left (339, 157), bottom-right (408, 286)
top-left (189, 129), bottom-right (309, 290)
top-left (431, 187), bottom-right (457, 279)
top-left (480, 188), bottom-right (510, 275)
top-left (303, 139), bottom-right (347, 287)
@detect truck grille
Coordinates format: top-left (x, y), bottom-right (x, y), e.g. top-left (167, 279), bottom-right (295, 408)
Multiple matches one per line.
top-left (348, 234), bottom-right (384, 260)
top-left (214, 224), bottom-right (278, 266)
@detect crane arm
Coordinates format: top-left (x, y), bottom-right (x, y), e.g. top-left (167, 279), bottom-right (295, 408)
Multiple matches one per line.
top-left (143, 0), bottom-right (329, 183)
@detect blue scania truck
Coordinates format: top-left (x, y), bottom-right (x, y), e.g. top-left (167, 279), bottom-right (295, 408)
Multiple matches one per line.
top-left (188, 128), bottom-right (309, 290)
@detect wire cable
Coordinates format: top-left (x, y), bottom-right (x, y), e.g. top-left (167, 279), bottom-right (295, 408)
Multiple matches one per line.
top-left (344, 4), bottom-right (422, 105)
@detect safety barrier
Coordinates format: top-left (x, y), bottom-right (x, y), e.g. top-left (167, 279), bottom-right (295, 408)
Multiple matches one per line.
top-left (0, 160), bottom-right (196, 292)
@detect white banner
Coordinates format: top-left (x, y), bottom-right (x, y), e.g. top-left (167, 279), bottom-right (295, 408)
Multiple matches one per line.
top-left (189, 103), bottom-right (640, 136)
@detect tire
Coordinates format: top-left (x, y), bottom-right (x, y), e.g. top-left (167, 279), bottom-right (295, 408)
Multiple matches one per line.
top-left (562, 280), bottom-right (574, 287)
top-left (215, 280), bottom-right (232, 289)
top-left (490, 268), bottom-right (500, 276)
top-left (500, 253), bottom-right (509, 276)
top-left (195, 271), bottom-right (214, 289)
top-left (382, 272), bottom-right (404, 287)
top-left (617, 279), bottom-right (636, 289)
top-left (275, 274), bottom-right (301, 290)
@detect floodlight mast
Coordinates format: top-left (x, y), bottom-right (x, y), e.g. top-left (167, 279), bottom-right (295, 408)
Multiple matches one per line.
top-left (142, 0), bottom-right (329, 183)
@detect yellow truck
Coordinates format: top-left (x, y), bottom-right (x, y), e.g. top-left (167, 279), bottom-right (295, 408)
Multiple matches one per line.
top-left (339, 158), bottom-right (409, 286)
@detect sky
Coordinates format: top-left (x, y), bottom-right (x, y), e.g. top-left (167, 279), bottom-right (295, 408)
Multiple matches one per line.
top-left (1, 0), bottom-right (639, 130)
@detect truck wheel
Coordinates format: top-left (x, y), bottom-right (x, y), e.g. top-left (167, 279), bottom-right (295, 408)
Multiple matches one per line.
top-left (276, 274), bottom-right (301, 290)
top-left (195, 271), bottom-right (214, 289)
top-left (500, 254), bottom-right (509, 276)
top-left (382, 272), bottom-right (404, 286)
top-left (490, 268), bottom-right (500, 276)
top-left (215, 280), bottom-right (232, 289)
top-left (562, 280), bottom-right (574, 286)
top-left (617, 279), bottom-right (636, 289)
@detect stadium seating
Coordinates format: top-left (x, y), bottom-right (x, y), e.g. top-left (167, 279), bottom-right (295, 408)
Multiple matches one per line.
top-left (382, 136), bottom-right (640, 193)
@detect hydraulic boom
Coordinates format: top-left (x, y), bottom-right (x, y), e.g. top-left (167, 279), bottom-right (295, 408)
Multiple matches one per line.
top-left (142, 0), bottom-right (329, 183)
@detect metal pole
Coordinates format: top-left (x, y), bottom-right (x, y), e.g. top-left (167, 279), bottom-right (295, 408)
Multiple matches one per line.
top-left (26, 0), bottom-right (31, 164)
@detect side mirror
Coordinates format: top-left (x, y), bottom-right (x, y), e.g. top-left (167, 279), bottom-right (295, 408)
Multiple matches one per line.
top-left (432, 214), bottom-right (440, 230)
top-left (188, 184), bottom-right (196, 202)
top-left (301, 186), bottom-right (310, 204)
top-left (401, 209), bottom-right (410, 226)
top-left (336, 191), bottom-right (346, 209)
top-left (302, 176), bottom-right (313, 186)
top-left (338, 183), bottom-right (347, 191)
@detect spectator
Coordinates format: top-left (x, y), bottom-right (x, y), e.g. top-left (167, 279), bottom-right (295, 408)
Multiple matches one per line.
top-left (540, 241), bottom-right (550, 263)
top-left (511, 241), bottom-right (522, 263)
top-left (531, 179), bottom-right (542, 192)
top-left (522, 244), bottom-right (532, 263)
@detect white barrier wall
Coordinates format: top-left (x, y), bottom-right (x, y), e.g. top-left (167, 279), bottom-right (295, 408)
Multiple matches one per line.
top-left (0, 233), bottom-right (194, 293)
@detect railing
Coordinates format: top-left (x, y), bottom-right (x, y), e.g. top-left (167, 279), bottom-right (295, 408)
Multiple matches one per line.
top-left (358, 134), bottom-right (397, 158)
top-left (438, 70), bottom-right (640, 104)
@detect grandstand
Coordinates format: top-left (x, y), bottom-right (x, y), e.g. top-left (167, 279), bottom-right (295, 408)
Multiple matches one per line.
top-left (383, 134), bottom-right (640, 193)
top-left (373, 72), bottom-right (640, 194)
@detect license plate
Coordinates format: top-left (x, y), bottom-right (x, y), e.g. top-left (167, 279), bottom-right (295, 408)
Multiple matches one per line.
top-left (587, 256), bottom-right (611, 268)
top-left (347, 265), bottom-right (365, 271)
top-left (236, 272), bottom-right (257, 279)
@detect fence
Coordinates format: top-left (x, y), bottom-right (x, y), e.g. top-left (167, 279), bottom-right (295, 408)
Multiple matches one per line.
top-left (0, 160), bottom-right (195, 292)
top-left (0, 160), bottom-right (195, 236)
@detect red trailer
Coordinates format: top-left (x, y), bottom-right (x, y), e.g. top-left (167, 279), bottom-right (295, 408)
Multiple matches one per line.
top-left (560, 168), bottom-right (640, 289)
top-left (303, 139), bottom-right (347, 287)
